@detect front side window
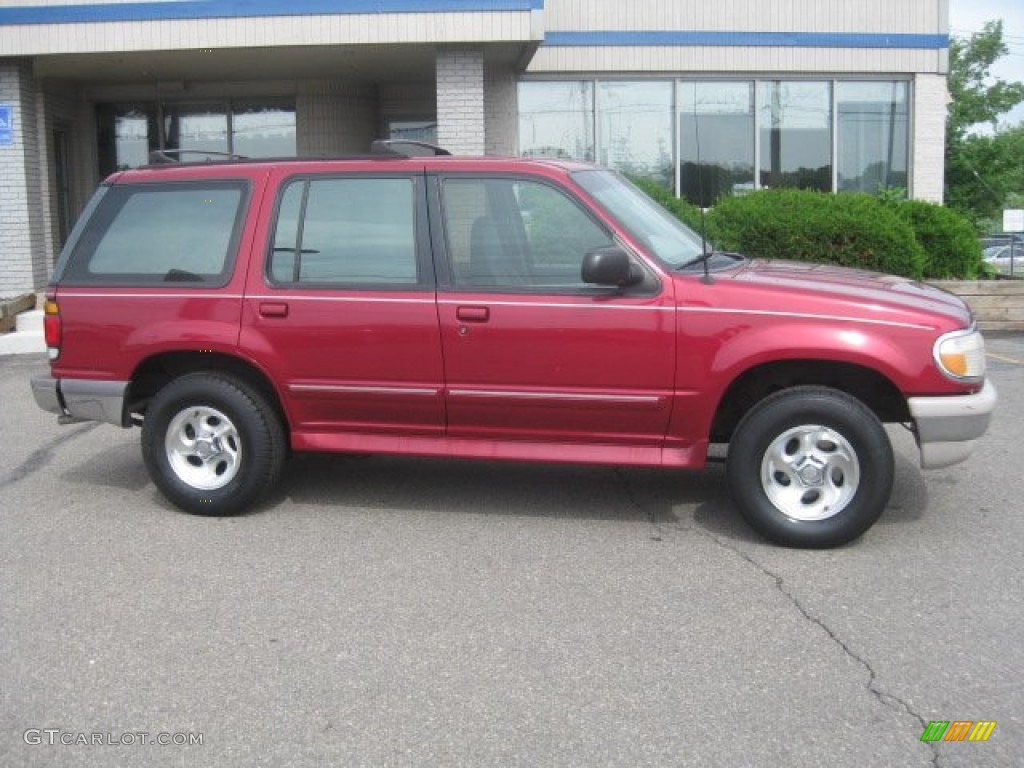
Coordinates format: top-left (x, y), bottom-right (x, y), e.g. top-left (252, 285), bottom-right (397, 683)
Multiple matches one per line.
top-left (268, 177), bottom-right (419, 286)
top-left (64, 181), bottom-right (247, 285)
top-left (442, 177), bottom-right (613, 290)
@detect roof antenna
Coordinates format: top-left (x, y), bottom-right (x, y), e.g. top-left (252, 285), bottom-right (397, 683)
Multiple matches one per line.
top-left (691, 86), bottom-right (714, 285)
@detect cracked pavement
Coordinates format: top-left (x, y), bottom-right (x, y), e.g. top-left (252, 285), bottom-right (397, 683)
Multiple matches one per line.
top-left (2, 342), bottom-right (1022, 767)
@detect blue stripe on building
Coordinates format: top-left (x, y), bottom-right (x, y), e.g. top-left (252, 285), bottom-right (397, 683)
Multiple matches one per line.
top-left (0, 0), bottom-right (543, 25)
top-left (543, 31), bottom-right (949, 49)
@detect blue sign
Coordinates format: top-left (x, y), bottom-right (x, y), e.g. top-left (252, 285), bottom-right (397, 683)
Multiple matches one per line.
top-left (0, 104), bottom-right (13, 146)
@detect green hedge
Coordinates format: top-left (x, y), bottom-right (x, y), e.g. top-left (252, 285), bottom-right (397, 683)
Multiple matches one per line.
top-left (884, 199), bottom-right (985, 279)
top-left (706, 189), bottom-right (925, 279)
top-left (631, 182), bottom-right (985, 280)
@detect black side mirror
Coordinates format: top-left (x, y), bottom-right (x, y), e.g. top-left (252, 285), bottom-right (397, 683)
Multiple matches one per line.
top-left (582, 247), bottom-right (642, 287)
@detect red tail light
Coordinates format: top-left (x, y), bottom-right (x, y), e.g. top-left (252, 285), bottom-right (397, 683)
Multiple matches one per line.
top-left (43, 299), bottom-right (61, 356)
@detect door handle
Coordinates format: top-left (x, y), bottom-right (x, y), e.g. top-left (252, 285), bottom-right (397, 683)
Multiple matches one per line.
top-left (259, 302), bottom-right (289, 318)
top-left (456, 306), bottom-right (490, 323)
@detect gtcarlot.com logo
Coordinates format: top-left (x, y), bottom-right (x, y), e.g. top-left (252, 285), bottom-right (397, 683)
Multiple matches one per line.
top-left (920, 720), bottom-right (997, 742)
top-left (24, 729), bottom-right (203, 747)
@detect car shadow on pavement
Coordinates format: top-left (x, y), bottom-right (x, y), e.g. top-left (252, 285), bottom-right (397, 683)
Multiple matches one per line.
top-left (272, 454), bottom-right (703, 524)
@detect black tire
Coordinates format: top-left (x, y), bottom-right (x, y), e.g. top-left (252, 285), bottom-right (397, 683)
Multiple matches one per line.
top-left (141, 373), bottom-right (286, 516)
top-left (726, 386), bottom-right (893, 548)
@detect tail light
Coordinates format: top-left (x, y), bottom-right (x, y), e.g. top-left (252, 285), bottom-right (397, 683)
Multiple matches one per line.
top-left (43, 299), bottom-right (61, 360)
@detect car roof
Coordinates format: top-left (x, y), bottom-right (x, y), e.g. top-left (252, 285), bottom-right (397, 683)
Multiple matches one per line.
top-left (108, 154), bottom-right (599, 184)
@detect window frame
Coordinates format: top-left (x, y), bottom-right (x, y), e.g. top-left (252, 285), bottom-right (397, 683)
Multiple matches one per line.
top-left (60, 179), bottom-right (251, 287)
top-left (428, 171), bottom-right (658, 297)
top-left (263, 172), bottom-right (433, 292)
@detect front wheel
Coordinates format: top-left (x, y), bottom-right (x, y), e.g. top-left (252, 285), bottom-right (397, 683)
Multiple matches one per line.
top-left (141, 373), bottom-right (286, 516)
top-left (726, 387), bottom-right (894, 548)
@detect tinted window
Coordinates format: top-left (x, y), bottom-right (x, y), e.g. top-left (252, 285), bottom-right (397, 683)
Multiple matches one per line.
top-left (64, 181), bottom-right (247, 285)
top-left (442, 177), bottom-right (613, 290)
top-left (268, 177), bottom-right (419, 286)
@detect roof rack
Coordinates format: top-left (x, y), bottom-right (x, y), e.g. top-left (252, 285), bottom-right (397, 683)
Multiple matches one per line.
top-left (148, 149), bottom-right (250, 164)
top-left (371, 140), bottom-right (451, 157)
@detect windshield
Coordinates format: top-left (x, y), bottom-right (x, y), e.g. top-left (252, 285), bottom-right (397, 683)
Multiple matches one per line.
top-left (571, 170), bottom-right (706, 267)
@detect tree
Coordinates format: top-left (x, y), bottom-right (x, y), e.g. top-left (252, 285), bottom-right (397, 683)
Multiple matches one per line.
top-left (945, 21), bottom-right (1024, 226)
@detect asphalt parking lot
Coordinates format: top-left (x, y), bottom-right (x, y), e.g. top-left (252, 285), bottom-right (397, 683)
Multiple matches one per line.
top-left (1, 339), bottom-right (1022, 768)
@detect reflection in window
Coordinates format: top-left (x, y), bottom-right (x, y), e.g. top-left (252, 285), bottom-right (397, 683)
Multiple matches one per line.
top-left (442, 177), bottom-right (611, 289)
top-left (518, 81), bottom-right (594, 161)
top-left (679, 82), bottom-right (755, 206)
top-left (232, 102), bottom-right (296, 158)
top-left (837, 82), bottom-right (908, 193)
top-left (163, 104), bottom-right (229, 156)
top-left (759, 81), bottom-right (832, 192)
top-left (597, 81), bottom-right (673, 187)
top-left (96, 104), bottom-right (158, 175)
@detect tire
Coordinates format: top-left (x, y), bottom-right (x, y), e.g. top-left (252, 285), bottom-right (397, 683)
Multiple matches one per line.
top-left (141, 373), bottom-right (286, 516)
top-left (726, 386), bottom-right (893, 548)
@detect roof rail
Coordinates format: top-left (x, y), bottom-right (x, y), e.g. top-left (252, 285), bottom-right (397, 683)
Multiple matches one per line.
top-left (371, 140), bottom-right (451, 157)
top-left (148, 149), bottom-right (250, 164)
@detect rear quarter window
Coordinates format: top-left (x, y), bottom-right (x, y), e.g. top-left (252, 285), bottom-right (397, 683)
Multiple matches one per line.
top-left (61, 180), bottom-right (249, 286)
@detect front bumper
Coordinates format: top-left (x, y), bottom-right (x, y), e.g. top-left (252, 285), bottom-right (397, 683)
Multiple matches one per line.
top-left (31, 376), bottom-right (130, 427)
top-left (908, 380), bottom-right (997, 469)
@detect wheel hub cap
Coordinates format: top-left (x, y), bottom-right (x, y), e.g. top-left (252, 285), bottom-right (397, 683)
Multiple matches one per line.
top-left (760, 425), bottom-right (860, 521)
top-left (164, 406), bottom-right (242, 491)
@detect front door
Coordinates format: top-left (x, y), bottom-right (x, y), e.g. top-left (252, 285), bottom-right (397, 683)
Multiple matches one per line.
top-left (431, 173), bottom-right (676, 449)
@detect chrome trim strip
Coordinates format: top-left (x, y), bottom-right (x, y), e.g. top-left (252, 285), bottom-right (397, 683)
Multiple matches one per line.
top-left (448, 388), bottom-right (663, 405)
top-left (290, 383), bottom-right (440, 396)
top-left (676, 306), bottom-right (934, 331)
top-left (55, 292), bottom-right (245, 299)
top-left (253, 295), bottom-right (434, 304)
top-left (438, 299), bottom-right (672, 312)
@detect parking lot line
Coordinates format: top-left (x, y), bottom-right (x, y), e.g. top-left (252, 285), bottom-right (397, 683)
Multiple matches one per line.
top-left (986, 352), bottom-right (1024, 365)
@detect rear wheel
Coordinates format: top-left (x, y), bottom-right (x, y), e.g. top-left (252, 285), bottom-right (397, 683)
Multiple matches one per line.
top-left (726, 387), bottom-right (893, 548)
top-left (141, 373), bottom-right (286, 516)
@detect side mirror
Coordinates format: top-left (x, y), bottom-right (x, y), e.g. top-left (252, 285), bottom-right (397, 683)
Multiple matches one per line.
top-left (582, 247), bottom-right (642, 287)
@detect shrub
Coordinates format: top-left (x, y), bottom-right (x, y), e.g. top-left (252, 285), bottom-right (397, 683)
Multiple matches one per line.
top-left (886, 199), bottom-right (985, 279)
top-left (704, 189), bottom-right (926, 278)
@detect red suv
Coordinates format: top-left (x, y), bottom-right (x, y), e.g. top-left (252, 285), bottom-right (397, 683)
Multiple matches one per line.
top-left (31, 149), bottom-right (996, 547)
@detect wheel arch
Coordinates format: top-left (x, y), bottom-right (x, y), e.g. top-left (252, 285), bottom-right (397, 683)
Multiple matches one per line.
top-left (710, 359), bottom-right (909, 444)
top-left (126, 351), bottom-right (290, 432)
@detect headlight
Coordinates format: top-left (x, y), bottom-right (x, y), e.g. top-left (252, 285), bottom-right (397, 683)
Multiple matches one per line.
top-left (934, 328), bottom-right (986, 380)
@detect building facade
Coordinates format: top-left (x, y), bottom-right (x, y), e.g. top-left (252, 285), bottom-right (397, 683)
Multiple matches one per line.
top-left (0, 0), bottom-right (950, 296)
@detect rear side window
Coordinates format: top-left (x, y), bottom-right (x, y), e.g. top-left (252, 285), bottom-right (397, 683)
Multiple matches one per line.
top-left (63, 181), bottom-right (248, 285)
top-left (268, 177), bottom-right (420, 286)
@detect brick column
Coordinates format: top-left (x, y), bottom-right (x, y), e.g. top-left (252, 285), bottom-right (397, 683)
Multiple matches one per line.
top-left (0, 60), bottom-right (47, 295)
top-left (436, 47), bottom-right (485, 156)
top-left (911, 73), bottom-right (947, 203)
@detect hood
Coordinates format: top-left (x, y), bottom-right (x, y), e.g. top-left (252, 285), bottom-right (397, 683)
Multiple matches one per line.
top-left (720, 259), bottom-right (972, 329)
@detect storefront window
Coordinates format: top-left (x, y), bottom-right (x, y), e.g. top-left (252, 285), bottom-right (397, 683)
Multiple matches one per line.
top-left (232, 102), bottom-right (297, 158)
top-left (597, 81), bottom-right (673, 187)
top-left (163, 103), bottom-right (229, 156)
top-left (518, 81), bottom-right (594, 162)
top-left (97, 99), bottom-right (296, 173)
top-left (837, 81), bottom-right (909, 193)
top-left (679, 81), bottom-right (755, 206)
top-left (96, 104), bottom-right (158, 175)
top-left (758, 81), bottom-right (833, 192)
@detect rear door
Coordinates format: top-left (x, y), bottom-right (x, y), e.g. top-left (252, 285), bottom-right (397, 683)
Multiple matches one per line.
top-left (430, 172), bottom-right (676, 449)
top-left (240, 167), bottom-right (445, 443)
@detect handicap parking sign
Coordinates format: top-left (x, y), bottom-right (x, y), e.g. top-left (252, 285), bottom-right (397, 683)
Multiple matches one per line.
top-left (0, 104), bottom-right (13, 146)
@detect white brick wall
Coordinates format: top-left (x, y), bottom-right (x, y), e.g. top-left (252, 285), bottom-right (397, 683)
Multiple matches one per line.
top-left (911, 73), bottom-right (947, 203)
top-left (436, 47), bottom-right (485, 156)
top-left (0, 60), bottom-right (47, 295)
